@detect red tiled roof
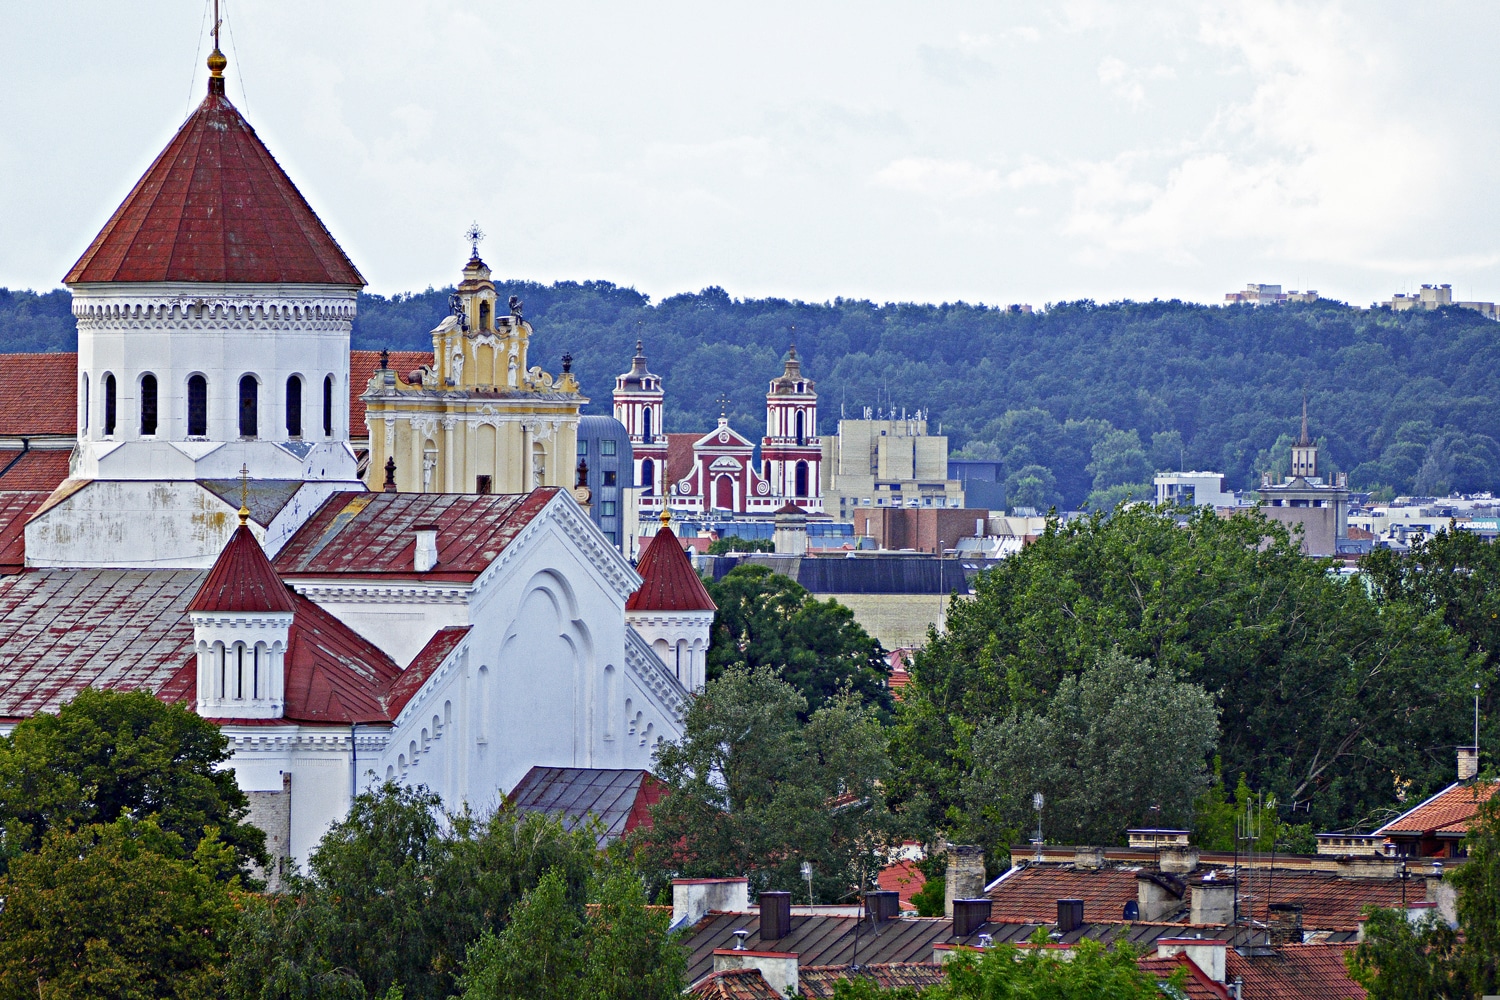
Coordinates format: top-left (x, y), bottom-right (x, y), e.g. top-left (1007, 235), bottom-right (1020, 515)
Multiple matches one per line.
top-left (0, 354), bottom-right (76, 436)
top-left (877, 859), bottom-right (927, 911)
top-left (349, 350), bottom-right (431, 439)
top-left (0, 451), bottom-right (73, 491)
top-left (0, 491), bottom-right (49, 573)
top-left (187, 524), bottom-right (297, 614)
top-left (988, 865), bottom-right (1143, 924)
top-left (667, 433), bottom-right (697, 486)
top-left (381, 626), bottom-right (471, 719)
top-left (279, 592), bottom-right (403, 724)
top-left (798, 963), bottom-right (945, 998)
top-left (626, 525), bottom-right (716, 612)
top-left (1137, 955), bottom-right (1229, 999)
top-left (66, 91), bottom-right (362, 286)
top-left (689, 969), bottom-right (783, 1000)
top-left (274, 489), bottom-right (559, 583)
top-left (1224, 944), bottom-right (1365, 1000)
top-left (1377, 780), bottom-right (1499, 838)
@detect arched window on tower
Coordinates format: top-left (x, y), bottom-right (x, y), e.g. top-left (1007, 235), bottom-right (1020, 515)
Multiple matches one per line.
top-left (285, 376), bottom-right (303, 438)
top-left (795, 460), bottom-right (809, 498)
top-left (239, 376), bottom-right (258, 439)
top-left (642, 408), bottom-right (653, 444)
top-left (103, 373), bottom-right (117, 436)
top-left (479, 300), bottom-right (491, 331)
top-left (795, 410), bottom-right (806, 446)
top-left (188, 375), bottom-right (208, 437)
top-left (140, 374), bottom-right (158, 435)
top-left (641, 458), bottom-right (655, 494)
top-left (323, 375), bottom-right (334, 437)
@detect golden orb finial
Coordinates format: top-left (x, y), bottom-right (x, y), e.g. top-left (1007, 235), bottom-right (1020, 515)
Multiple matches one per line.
top-left (208, 47), bottom-right (228, 78)
top-left (238, 464), bottom-right (250, 526)
top-left (659, 506), bottom-right (672, 528)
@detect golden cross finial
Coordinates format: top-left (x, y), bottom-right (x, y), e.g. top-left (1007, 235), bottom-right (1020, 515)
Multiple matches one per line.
top-left (238, 464), bottom-right (250, 525)
top-left (207, 0), bottom-right (228, 80)
top-left (715, 393), bottom-right (731, 419)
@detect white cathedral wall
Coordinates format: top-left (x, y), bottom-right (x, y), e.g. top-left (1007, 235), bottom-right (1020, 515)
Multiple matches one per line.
top-left (71, 282), bottom-right (358, 482)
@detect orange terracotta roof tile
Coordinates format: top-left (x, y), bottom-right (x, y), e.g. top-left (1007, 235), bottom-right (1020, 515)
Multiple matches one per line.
top-left (1137, 954), bottom-right (1230, 999)
top-left (0, 354), bottom-right (76, 436)
top-left (988, 865), bottom-right (1143, 924)
top-left (1377, 781), bottom-right (1498, 838)
top-left (0, 451), bottom-right (73, 491)
top-left (349, 350), bottom-right (431, 439)
top-left (1224, 944), bottom-right (1365, 1000)
top-left (799, 963), bottom-right (946, 998)
top-left (689, 969), bottom-right (783, 1000)
top-left (877, 859), bottom-right (927, 911)
top-left (0, 491), bottom-right (48, 573)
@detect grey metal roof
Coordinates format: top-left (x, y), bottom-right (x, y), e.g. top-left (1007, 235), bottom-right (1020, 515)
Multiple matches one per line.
top-left (706, 554), bottom-right (979, 595)
top-left (506, 766), bottom-right (657, 845)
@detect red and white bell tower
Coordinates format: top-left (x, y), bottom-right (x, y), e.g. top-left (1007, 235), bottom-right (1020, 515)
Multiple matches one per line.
top-left (613, 341), bottom-right (668, 518)
top-left (762, 347), bottom-right (822, 512)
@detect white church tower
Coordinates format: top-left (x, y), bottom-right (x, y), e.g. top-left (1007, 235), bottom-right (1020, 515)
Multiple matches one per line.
top-left (28, 39), bottom-right (366, 569)
top-left (613, 341), bottom-right (669, 520)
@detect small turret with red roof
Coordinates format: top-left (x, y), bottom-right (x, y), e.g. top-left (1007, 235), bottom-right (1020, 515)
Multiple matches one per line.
top-left (625, 510), bottom-right (716, 691)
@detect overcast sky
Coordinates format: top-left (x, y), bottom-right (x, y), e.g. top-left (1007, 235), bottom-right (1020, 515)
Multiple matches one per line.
top-left (3, 1), bottom-right (1498, 308)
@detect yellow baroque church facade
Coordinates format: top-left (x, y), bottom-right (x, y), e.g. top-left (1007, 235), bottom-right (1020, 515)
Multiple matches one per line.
top-left (361, 252), bottom-right (585, 495)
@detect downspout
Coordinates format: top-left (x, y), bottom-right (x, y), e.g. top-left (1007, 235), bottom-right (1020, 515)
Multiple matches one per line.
top-left (350, 722), bottom-right (359, 799)
top-left (0, 437), bottom-right (31, 480)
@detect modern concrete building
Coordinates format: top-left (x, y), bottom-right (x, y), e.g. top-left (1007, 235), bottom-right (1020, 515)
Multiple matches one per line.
top-left (576, 415), bottom-right (635, 553)
top-left (1154, 471), bottom-right (1238, 509)
top-left (821, 414), bottom-right (964, 520)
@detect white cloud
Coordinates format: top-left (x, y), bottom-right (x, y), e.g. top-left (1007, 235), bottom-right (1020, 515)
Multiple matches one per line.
top-left (872, 157), bottom-right (1064, 199)
top-left (1097, 56), bottom-right (1176, 109)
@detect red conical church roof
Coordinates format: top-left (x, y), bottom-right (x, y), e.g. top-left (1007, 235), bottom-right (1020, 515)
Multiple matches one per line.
top-left (625, 525), bottom-right (717, 613)
top-left (65, 82), bottom-right (363, 286)
top-left (188, 523), bottom-right (297, 614)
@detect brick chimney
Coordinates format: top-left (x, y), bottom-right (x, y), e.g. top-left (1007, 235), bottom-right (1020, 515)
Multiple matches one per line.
top-left (1136, 872), bottom-right (1185, 922)
top-left (1189, 880), bottom-right (1236, 926)
top-left (1268, 902), bottom-right (1303, 944)
top-left (1458, 746), bottom-right (1480, 781)
top-left (759, 891), bottom-right (792, 940)
top-left (944, 845), bottom-right (985, 917)
top-left (1074, 846), bottom-right (1105, 869)
top-left (1156, 939), bottom-right (1226, 983)
top-left (713, 950), bottom-right (798, 997)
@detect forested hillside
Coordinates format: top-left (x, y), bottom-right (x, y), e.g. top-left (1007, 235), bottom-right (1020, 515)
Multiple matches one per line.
top-left (6, 282), bottom-right (1499, 506)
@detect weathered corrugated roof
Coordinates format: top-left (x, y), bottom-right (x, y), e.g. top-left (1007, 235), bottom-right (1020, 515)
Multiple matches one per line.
top-left (506, 766), bottom-right (667, 845)
top-left (627, 526), bottom-right (716, 612)
top-left (274, 489), bottom-right (559, 582)
top-left (706, 554), bottom-right (972, 595)
top-left (0, 567), bottom-right (440, 725)
top-left (0, 354), bottom-right (76, 436)
top-left (0, 491), bottom-right (50, 573)
top-left (187, 524), bottom-right (297, 614)
top-left (1376, 780), bottom-right (1498, 838)
top-left (0, 569), bottom-right (202, 720)
top-left (65, 90), bottom-right (362, 286)
top-left (381, 626), bottom-right (470, 720)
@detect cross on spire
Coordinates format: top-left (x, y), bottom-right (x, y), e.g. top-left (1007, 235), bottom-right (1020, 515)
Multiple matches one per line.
top-left (715, 393), bottom-right (731, 418)
top-left (237, 463), bottom-right (250, 525)
top-left (465, 222), bottom-right (486, 259)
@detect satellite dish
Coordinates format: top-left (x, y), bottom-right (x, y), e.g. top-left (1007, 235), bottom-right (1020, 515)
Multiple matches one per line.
top-left (1123, 900), bottom-right (1140, 921)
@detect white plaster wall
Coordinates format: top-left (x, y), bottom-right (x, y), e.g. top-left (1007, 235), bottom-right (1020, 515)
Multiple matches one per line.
top-left (71, 282), bottom-right (357, 483)
top-left (28, 481), bottom-right (254, 568)
top-left (627, 610), bottom-right (713, 691)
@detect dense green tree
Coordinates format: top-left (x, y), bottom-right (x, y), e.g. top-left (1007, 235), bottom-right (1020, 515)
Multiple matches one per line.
top-left (457, 865), bottom-right (684, 1000)
top-left (1344, 909), bottom-right (1462, 1000)
top-left (1450, 789), bottom-right (1500, 993)
top-left (706, 536), bottom-right (775, 554)
top-left (890, 504), bottom-right (1475, 840)
top-left (0, 819), bottom-right (240, 1000)
top-left (960, 648), bottom-right (1217, 850)
top-left (638, 666), bottom-right (902, 902)
top-left (9, 286), bottom-right (1500, 500)
top-left (225, 783), bottom-right (596, 1000)
top-left (0, 688), bottom-right (265, 876)
top-left (704, 564), bottom-right (890, 715)
top-left (829, 936), bottom-right (1182, 998)
top-left (1001, 463), bottom-right (1058, 512)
